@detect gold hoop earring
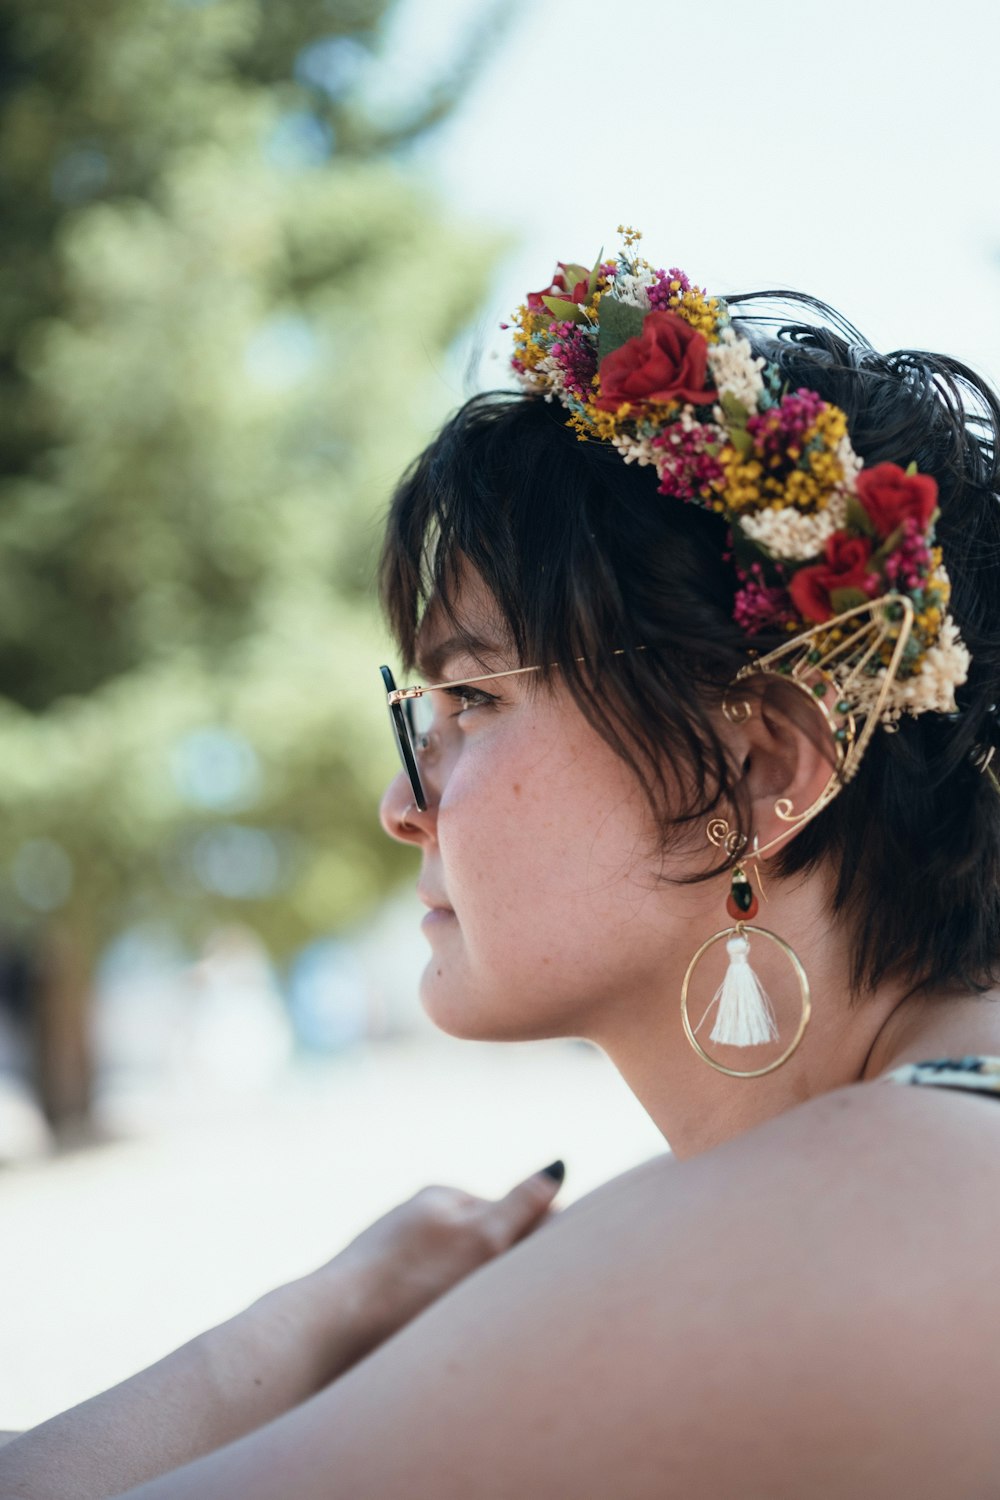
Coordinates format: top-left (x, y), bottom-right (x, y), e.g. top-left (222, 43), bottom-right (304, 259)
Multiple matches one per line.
top-left (680, 820), bottom-right (811, 1078)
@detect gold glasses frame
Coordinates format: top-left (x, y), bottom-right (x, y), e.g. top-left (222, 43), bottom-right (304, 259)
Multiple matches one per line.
top-left (381, 661), bottom-right (546, 812)
top-left (380, 651), bottom-right (640, 812)
top-left (382, 596), bottom-right (915, 821)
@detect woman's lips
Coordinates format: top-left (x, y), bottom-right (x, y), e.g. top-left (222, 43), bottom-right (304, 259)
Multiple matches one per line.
top-left (421, 906), bottom-right (456, 921)
top-left (418, 890), bottom-right (456, 931)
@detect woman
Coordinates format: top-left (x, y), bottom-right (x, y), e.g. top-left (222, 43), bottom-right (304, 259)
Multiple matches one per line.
top-left (5, 230), bottom-right (1000, 1498)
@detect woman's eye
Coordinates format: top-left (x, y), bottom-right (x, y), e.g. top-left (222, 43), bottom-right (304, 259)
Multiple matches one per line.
top-left (441, 685), bottom-right (498, 715)
top-left (410, 686), bottom-right (501, 745)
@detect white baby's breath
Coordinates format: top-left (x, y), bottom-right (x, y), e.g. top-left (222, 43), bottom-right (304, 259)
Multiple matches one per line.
top-left (609, 274), bottom-right (653, 311)
top-left (889, 615), bottom-right (971, 717)
top-left (738, 491), bottom-right (848, 561)
top-left (706, 327), bottom-right (766, 412)
top-left (836, 433), bottom-right (864, 490)
top-left (611, 432), bottom-right (658, 466)
top-left (523, 354), bottom-right (567, 398)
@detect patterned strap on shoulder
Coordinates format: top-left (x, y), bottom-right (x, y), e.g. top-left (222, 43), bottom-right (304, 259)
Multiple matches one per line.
top-left (880, 1055), bottom-right (1000, 1095)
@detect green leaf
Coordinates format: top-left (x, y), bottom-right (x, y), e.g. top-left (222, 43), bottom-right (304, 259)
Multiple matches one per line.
top-left (541, 295), bottom-right (587, 324)
top-left (587, 249), bottom-right (605, 297)
top-left (560, 263), bottom-right (591, 289)
top-left (846, 494), bottom-right (877, 538)
top-left (731, 526), bottom-right (774, 568)
top-left (870, 525), bottom-right (903, 570)
top-left (730, 523), bottom-right (787, 586)
top-left (719, 391), bottom-right (748, 425)
top-left (729, 428), bottom-right (755, 459)
top-left (905, 460), bottom-right (919, 476)
top-left (829, 587), bottom-right (869, 613)
top-left (597, 297), bottom-right (646, 362)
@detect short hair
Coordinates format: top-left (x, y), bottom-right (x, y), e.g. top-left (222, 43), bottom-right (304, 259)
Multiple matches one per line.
top-left (378, 291), bottom-right (1000, 999)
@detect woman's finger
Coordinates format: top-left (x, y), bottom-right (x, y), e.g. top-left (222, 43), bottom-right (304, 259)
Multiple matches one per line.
top-left (491, 1161), bottom-right (566, 1248)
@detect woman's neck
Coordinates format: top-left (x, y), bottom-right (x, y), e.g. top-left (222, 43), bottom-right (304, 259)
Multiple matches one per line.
top-left (591, 862), bottom-right (1000, 1158)
top-left (860, 982), bottom-right (1000, 1081)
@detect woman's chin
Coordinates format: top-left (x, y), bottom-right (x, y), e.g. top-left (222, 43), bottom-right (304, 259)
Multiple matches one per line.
top-left (417, 962), bottom-right (569, 1043)
top-left (417, 968), bottom-right (501, 1040)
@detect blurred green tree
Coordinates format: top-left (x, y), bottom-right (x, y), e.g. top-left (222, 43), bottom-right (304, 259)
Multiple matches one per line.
top-left (0, 0), bottom-right (510, 1124)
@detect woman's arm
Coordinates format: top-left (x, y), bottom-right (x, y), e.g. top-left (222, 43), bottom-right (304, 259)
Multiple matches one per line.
top-left (0, 1164), bottom-right (563, 1500)
top-left (102, 1085), bottom-right (1000, 1500)
top-left (0, 1267), bottom-right (369, 1500)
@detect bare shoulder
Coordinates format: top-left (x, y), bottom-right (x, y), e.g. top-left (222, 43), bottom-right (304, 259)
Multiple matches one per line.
top-left (129, 1083), bottom-right (1000, 1500)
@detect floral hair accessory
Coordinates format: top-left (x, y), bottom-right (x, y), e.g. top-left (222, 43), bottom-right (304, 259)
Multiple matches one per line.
top-left (505, 227), bottom-right (973, 826)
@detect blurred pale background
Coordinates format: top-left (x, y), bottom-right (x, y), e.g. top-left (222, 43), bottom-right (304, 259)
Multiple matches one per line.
top-left (0, 0), bottom-right (997, 1430)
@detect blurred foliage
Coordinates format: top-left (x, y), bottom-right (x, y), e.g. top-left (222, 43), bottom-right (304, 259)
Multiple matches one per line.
top-left (0, 0), bottom-right (510, 967)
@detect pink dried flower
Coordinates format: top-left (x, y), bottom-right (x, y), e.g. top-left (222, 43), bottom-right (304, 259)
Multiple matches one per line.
top-left (648, 267), bottom-right (693, 310)
top-left (549, 322), bottom-right (598, 398)
top-left (651, 419), bottom-right (724, 502)
top-left (746, 388), bottom-right (825, 458)
top-left (882, 517), bottom-right (933, 591)
top-left (733, 565), bottom-right (797, 635)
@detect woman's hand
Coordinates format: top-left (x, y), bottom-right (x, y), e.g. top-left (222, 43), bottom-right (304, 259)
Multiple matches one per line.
top-left (274, 1161), bottom-right (567, 1385)
top-left (0, 1164), bottom-right (566, 1500)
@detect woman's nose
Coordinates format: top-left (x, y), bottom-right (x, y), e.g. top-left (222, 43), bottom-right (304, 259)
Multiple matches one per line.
top-left (379, 769), bottom-right (436, 846)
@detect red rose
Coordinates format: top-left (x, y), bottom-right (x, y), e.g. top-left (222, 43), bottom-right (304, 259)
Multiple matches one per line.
top-left (855, 462), bottom-right (938, 539)
top-left (788, 532), bottom-right (874, 624)
top-left (594, 310), bottom-right (714, 412)
top-left (527, 262), bottom-right (591, 312)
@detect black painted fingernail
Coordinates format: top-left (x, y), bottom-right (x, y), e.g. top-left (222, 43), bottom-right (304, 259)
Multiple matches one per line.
top-left (539, 1159), bottom-right (565, 1183)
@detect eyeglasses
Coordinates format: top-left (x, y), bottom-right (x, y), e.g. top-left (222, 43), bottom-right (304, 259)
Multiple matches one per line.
top-left (380, 662), bottom-right (545, 812)
top-left (380, 647), bottom-right (643, 812)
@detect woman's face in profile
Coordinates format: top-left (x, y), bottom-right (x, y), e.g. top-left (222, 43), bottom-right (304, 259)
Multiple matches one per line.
top-left (379, 569), bottom-right (711, 1045)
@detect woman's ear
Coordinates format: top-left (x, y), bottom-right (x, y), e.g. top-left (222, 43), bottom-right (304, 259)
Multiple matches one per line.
top-left (731, 675), bottom-right (841, 859)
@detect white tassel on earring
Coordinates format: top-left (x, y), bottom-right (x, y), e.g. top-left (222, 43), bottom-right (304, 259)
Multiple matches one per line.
top-left (695, 930), bottom-right (780, 1047)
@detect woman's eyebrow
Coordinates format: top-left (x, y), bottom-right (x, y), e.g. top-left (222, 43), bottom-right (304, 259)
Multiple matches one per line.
top-left (415, 634), bottom-right (507, 681)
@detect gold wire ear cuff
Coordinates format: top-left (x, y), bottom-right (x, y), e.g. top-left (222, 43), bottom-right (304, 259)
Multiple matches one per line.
top-left (718, 602), bottom-right (896, 860)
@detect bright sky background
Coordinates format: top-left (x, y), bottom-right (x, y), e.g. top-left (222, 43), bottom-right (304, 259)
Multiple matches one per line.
top-left (378, 0), bottom-right (1000, 405)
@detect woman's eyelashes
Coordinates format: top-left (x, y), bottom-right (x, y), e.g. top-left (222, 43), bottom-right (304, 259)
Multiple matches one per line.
top-left (440, 684), bottom-right (501, 716)
top-left (410, 685), bottom-right (502, 754)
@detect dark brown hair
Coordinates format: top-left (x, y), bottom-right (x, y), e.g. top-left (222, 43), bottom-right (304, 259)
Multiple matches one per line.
top-left (379, 292), bottom-right (1000, 1000)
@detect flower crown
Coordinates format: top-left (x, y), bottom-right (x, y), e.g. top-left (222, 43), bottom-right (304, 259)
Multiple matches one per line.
top-left (505, 227), bottom-right (972, 803)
